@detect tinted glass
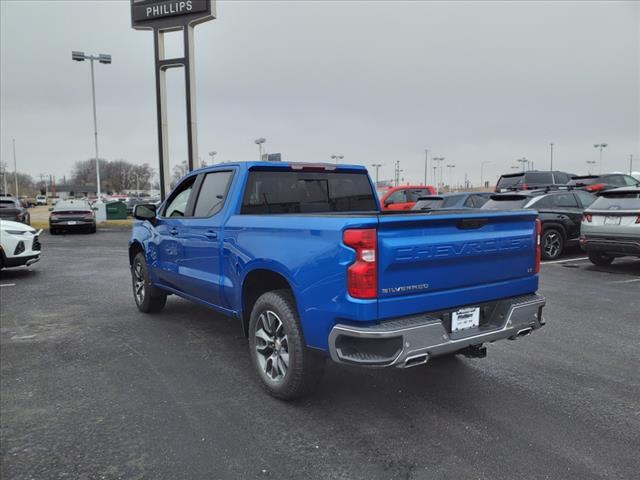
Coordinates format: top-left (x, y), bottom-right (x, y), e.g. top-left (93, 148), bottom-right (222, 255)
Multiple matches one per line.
top-left (524, 172), bottom-right (553, 184)
top-left (589, 193), bottom-right (640, 210)
top-left (603, 175), bottom-right (625, 186)
top-left (0, 199), bottom-right (17, 207)
top-left (241, 170), bottom-right (377, 214)
top-left (473, 195), bottom-right (490, 207)
top-left (575, 191), bottom-right (596, 208)
top-left (413, 198), bottom-right (444, 210)
top-left (441, 195), bottom-right (465, 207)
top-left (193, 171), bottom-right (233, 217)
top-left (482, 197), bottom-right (529, 209)
top-left (496, 174), bottom-right (524, 189)
top-left (406, 189), bottom-right (431, 202)
top-left (387, 190), bottom-right (407, 203)
top-left (527, 195), bottom-right (554, 209)
top-left (569, 176), bottom-right (598, 186)
top-left (54, 201), bottom-right (91, 211)
top-left (164, 178), bottom-right (195, 217)
top-left (624, 176), bottom-right (640, 186)
top-left (554, 193), bottom-right (578, 207)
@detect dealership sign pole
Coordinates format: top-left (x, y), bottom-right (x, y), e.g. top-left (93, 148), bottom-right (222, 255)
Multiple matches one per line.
top-left (131, 0), bottom-right (215, 199)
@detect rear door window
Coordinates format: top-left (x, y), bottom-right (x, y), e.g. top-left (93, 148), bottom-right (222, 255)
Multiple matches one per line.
top-left (193, 171), bottom-right (233, 217)
top-left (623, 175), bottom-right (640, 186)
top-left (575, 191), bottom-right (596, 208)
top-left (554, 193), bottom-right (579, 208)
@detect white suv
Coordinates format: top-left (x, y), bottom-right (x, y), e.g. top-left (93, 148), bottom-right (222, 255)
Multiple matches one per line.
top-left (0, 219), bottom-right (42, 269)
top-left (36, 195), bottom-right (47, 206)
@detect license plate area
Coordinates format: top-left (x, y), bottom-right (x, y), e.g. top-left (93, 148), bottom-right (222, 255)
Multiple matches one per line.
top-left (451, 307), bottom-right (480, 332)
top-left (604, 216), bottom-right (621, 225)
top-left (67, 221), bottom-right (77, 225)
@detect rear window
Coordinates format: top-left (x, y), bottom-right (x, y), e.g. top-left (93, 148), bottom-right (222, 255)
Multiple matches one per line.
top-left (0, 199), bottom-right (17, 207)
top-left (482, 196), bottom-right (529, 209)
top-left (413, 198), bottom-right (444, 210)
top-left (589, 192), bottom-right (640, 211)
top-left (241, 170), bottom-right (377, 214)
top-left (405, 189), bottom-right (432, 202)
top-left (569, 176), bottom-right (598, 186)
top-left (496, 174), bottom-right (524, 190)
top-left (524, 172), bottom-right (553, 184)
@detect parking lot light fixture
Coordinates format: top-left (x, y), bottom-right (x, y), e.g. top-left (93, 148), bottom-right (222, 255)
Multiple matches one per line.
top-left (370, 163), bottom-right (382, 185)
top-left (254, 138), bottom-right (266, 160)
top-left (593, 143), bottom-right (608, 174)
top-left (209, 151), bottom-right (217, 165)
top-left (586, 160), bottom-right (596, 174)
top-left (480, 161), bottom-right (491, 188)
top-left (517, 157), bottom-right (529, 172)
top-left (72, 50), bottom-right (111, 199)
top-left (331, 155), bottom-right (344, 164)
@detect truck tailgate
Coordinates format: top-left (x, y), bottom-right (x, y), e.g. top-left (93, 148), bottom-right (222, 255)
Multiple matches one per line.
top-left (377, 210), bottom-right (538, 319)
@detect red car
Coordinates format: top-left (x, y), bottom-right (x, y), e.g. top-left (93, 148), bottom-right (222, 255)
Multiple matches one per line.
top-left (377, 185), bottom-right (437, 211)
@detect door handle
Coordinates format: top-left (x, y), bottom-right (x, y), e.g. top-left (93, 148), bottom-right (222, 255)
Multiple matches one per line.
top-left (169, 228), bottom-right (178, 236)
top-left (205, 230), bottom-right (218, 239)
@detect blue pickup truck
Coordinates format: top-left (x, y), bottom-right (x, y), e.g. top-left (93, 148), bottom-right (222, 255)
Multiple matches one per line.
top-left (129, 162), bottom-right (545, 399)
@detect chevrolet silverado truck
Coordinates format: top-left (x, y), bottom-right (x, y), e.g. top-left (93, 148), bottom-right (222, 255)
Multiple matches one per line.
top-left (129, 162), bottom-right (546, 399)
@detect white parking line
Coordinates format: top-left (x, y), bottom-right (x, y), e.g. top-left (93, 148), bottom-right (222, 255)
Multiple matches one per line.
top-left (612, 278), bottom-right (640, 284)
top-left (542, 257), bottom-right (589, 265)
top-left (0, 283), bottom-right (16, 287)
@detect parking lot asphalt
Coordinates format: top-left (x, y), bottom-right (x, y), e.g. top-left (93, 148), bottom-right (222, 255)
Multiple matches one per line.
top-left (1, 229), bottom-right (639, 480)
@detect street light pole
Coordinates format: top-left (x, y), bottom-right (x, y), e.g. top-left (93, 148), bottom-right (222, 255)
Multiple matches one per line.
top-left (432, 157), bottom-right (444, 193)
top-left (424, 149), bottom-right (428, 186)
top-left (446, 164), bottom-right (456, 192)
top-left (254, 138), bottom-right (266, 160)
top-left (72, 51), bottom-right (111, 199)
top-left (586, 160), bottom-right (596, 174)
top-left (371, 163), bottom-right (382, 185)
top-left (550, 143), bottom-right (554, 170)
top-left (480, 161), bottom-right (491, 189)
top-left (12, 138), bottom-right (18, 197)
top-left (209, 151), bottom-right (217, 165)
top-left (517, 157), bottom-right (528, 172)
top-left (331, 154), bottom-right (344, 164)
top-left (593, 143), bottom-right (608, 174)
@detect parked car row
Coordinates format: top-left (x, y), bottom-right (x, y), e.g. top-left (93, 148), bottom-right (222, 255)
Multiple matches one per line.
top-left (495, 170), bottom-right (639, 193)
top-left (0, 196), bottom-right (31, 225)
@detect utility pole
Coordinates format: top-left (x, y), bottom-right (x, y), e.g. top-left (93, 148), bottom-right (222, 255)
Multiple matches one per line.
top-left (12, 138), bottom-right (18, 197)
top-left (424, 149), bottom-right (428, 186)
top-left (371, 163), bottom-right (382, 185)
top-left (630, 154), bottom-right (634, 175)
top-left (550, 142), bottom-right (554, 170)
top-left (1, 162), bottom-right (7, 194)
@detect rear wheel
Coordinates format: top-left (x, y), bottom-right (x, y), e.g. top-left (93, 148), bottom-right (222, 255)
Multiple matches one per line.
top-left (541, 228), bottom-right (564, 260)
top-left (49, 227), bottom-right (57, 235)
top-left (248, 290), bottom-right (325, 400)
top-left (131, 252), bottom-right (167, 313)
top-left (588, 251), bottom-right (614, 266)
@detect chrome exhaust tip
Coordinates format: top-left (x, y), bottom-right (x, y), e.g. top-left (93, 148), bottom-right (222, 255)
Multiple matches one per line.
top-left (403, 353), bottom-right (429, 368)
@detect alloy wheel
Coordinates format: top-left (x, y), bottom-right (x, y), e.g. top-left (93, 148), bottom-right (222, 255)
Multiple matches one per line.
top-left (133, 261), bottom-right (146, 305)
top-left (254, 310), bottom-right (289, 382)
top-left (543, 232), bottom-right (561, 259)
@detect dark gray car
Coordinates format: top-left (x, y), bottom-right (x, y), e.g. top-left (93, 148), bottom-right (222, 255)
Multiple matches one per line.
top-left (412, 192), bottom-right (492, 210)
top-left (49, 200), bottom-right (97, 235)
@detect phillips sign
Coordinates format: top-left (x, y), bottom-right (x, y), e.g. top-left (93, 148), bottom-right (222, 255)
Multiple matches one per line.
top-left (131, 0), bottom-right (214, 30)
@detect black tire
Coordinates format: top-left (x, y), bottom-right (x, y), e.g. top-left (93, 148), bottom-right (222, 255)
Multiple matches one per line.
top-left (49, 227), bottom-right (57, 235)
top-left (131, 252), bottom-right (167, 313)
top-left (89, 225), bottom-right (97, 234)
top-left (541, 228), bottom-right (564, 260)
top-left (588, 251), bottom-right (614, 266)
top-left (248, 290), bottom-right (325, 400)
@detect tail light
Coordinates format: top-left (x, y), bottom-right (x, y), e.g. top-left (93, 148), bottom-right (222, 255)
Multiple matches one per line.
top-left (586, 183), bottom-right (605, 192)
top-left (582, 214), bottom-right (592, 223)
top-left (534, 218), bottom-right (541, 274)
top-left (343, 228), bottom-right (377, 299)
top-left (521, 183), bottom-right (529, 190)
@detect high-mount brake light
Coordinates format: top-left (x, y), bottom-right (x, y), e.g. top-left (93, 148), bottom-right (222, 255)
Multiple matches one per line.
top-left (535, 218), bottom-right (541, 274)
top-left (289, 163), bottom-right (337, 172)
top-left (343, 228), bottom-right (377, 299)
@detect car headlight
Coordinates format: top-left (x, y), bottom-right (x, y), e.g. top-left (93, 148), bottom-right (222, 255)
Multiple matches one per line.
top-left (5, 230), bottom-right (30, 235)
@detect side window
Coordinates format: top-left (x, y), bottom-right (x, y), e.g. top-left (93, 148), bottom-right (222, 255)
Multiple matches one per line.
top-left (604, 175), bottom-right (624, 186)
top-left (623, 175), bottom-right (639, 186)
top-left (473, 195), bottom-right (489, 208)
top-left (575, 191), bottom-right (596, 208)
top-left (554, 173), bottom-right (569, 184)
top-left (387, 190), bottom-right (407, 204)
top-left (555, 193), bottom-right (578, 208)
top-left (193, 171), bottom-right (233, 217)
top-left (463, 196), bottom-right (475, 207)
top-left (530, 195), bottom-right (554, 209)
top-left (163, 177), bottom-right (195, 217)
top-left (406, 189), bottom-right (430, 202)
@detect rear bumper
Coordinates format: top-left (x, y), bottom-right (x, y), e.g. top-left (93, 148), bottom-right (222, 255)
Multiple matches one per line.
top-left (580, 235), bottom-right (640, 256)
top-left (328, 294), bottom-right (545, 367)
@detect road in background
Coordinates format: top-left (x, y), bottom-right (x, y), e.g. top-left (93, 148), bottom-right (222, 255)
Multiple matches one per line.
top-left (1, 230), bottom-right (639, 479)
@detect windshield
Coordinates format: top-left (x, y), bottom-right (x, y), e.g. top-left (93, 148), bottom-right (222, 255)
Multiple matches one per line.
top-left (589, 192), bottom-right (640, 211)
top-left (0, 200), bottom-right (17, 208)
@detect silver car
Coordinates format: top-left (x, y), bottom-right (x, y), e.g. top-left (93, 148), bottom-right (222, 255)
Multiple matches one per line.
top-left (580, 186), bottom-right (640, 265)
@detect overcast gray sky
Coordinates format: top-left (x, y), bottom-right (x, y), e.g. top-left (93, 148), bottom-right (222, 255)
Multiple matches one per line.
top-left (1, 0), bottom-right (638, 186)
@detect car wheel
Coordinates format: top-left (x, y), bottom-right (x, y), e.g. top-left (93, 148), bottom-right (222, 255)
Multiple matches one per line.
top-left (588, 251), bottom-right (614, 266)
top-left (131, 252), bottom-right (167, 313)
top-left (49, 227), bottom-right (57, 235)
top-left (89, 225), bottom-right (96, 234)
top-left (541, 228), bottom-right (564, 260)
top-left (248, 290), bottom-right (325, 400)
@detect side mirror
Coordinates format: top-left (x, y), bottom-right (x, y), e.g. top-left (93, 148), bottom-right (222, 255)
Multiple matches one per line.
top-left (134, 203), bottom-right (157, 222)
